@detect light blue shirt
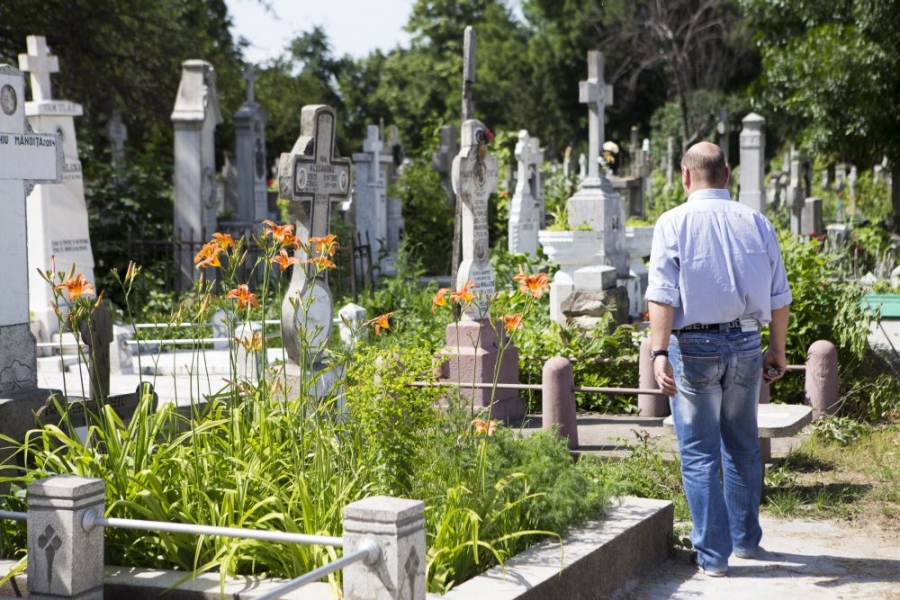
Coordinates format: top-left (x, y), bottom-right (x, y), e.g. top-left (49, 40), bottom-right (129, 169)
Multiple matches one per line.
top-left (645, 188), bottom-right (792, 329)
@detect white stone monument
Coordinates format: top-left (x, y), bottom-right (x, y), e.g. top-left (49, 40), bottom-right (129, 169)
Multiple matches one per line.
top-left (233, 64), bottom-right (268, 226)
top-left (508, 129), bottom-right (539, 257)
top-left (738, 112), bottom-right (766, 214)
top-left (171, 60), bottom-right (222, 287)
top-left (18, 36), bottom-right (97, 340)
top-left (0, 64), bottom-right (64, 443)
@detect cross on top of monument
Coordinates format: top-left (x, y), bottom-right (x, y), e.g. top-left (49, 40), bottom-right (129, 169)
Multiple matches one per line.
top-left (579, 50), bottom-right (614, 182)
top-left (514, 130), bottom-right (532, 195)
top-left (278, 104), bottom-right (351, 246)
top-left (18, 36), bottom-right (59, 103)
top-left (362, 124), bottom-right (382, 154)
top-left (243, 63), bottom-right (257, 104)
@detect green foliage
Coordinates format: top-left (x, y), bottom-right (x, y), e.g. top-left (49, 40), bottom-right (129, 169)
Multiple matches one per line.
top-left (542, 165), bottom-right (580, 230)
top-left (811, 415), bottom-right (870, 446)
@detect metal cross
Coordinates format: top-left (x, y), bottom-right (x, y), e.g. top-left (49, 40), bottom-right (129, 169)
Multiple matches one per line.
top-left (18, 35), bottom-right (59, 102)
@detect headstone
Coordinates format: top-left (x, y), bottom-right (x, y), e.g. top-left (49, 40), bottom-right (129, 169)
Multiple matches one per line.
top-left (0, 64), bottom-right (64, 493)
top-left (717, 107), bottom-right (730, 164)
top-left (738, 112), bottom-right (766, 213)
top-left (233, 63), bottom-right (268, 226)
top-left (508, 130), bottom-right (539, 257)
top-left (354, 124), bottom-right (402, 277)
top-left (789, 152), bottom-right (805, 235)
top-left (452, 121), bottom-right (498, 320)
top-left (106, 110), bottom-right (127, 173)
top-left (431, 125), bottom-right (458, 203)
top-left (171, 60), bottom-right (223, 288)
top-left (801, 197), bottom-right (824, 237)
top-left (848, 165), bottom-right (858, 200)
top-left (664, 136), bottom-right (675, 193)
top-left (220, 150), bottom-right (238, 216)
top-left (277, 104), bottom-right (351, 364)
top-left (18, 36), bottom-right (97, 339)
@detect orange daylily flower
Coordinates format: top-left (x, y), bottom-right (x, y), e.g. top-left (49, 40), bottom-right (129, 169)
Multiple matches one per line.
top-left (194, 241), bottom-right (222, 269)
top-left (225, 284), bottom-right (259, 310)
top-left (514, 271), bottom-right (550, 299)
top-left (309, 234), bottom-right (339, 257)
top-left (371, 312), bottom-right (393, 336)
top-left (55, 273), bottom-right (94, 302)
top-left (502, 313), bottom-right (523, 332)
top-left (235, 331), bottom-right (263, 352)
top-left (212, 232), bottom-right (235, 251)
top-left (450, 279), bottom-right (476, 304)
top-left (262, 220), bottom-right (298, 248)
top-left (307, 255), bottom-right (336, 270)
top-left (271, 249), bottom-right (301, 272)
top-left (431, 288), bottom-right (449, 313)
top-left (472, 418), bottom-right (498, 436)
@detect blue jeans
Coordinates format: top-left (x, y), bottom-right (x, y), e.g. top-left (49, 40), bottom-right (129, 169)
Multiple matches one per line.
top-left (669, 329), bottom-right (763, 571)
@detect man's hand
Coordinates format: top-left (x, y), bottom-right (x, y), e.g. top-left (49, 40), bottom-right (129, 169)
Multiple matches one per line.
top-left (762, 348), bottom-right (786, 385)
top-left (653, 356), bottom-right (677, 396)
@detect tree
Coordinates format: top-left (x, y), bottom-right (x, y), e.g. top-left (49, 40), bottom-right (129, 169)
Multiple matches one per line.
top-left (740, 0), bottom-right (900, 215)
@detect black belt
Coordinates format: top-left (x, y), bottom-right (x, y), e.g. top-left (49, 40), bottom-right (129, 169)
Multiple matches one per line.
top-left (676, 318), bottom-right (742, 333)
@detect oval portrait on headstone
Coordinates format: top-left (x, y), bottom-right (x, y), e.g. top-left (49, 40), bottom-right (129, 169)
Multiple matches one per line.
top-left (339, 171), bottom-right (348, 192)
top-left (295, 166), bottom-right (308, 191)
top-left (0, 85), bottom-right (16, 116)
top-left (475, 241), bottom-right (487, 262)
top-left (475, 161), bottom-right (486, 189)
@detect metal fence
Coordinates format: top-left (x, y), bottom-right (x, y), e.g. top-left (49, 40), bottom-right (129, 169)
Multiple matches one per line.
top-left (1, 477), bottom-right (425, 599)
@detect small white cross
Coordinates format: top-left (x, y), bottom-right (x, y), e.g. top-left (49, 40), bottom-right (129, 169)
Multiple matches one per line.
top-left (18, 36), bottom-right (59, 102)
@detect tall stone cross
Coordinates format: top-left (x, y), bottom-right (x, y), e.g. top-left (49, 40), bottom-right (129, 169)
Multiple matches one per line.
top-left (461, 26), bottom-right (476, 121)
top-left (277, 104), bottom-right (351, 363)
top-left (508, 130), bottom-right (538, 256)
top-left (243, 63), bottom-right (257, 104)
top-left (17, 36), bottom-right (58, 102)
top-left (362, 124), bottom-right (383, 188)
top-left (579, 51), bottom-right (614, 183)
top-left (514, 130), bottom-right (532, 196)
top-left (0, 65), bottom-right (63, 393)
top-left (452, 120), bottom-right (498, 320)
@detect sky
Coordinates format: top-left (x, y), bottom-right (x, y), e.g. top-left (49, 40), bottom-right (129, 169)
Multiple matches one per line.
top-left (225, 0), bottom-right (416, 63)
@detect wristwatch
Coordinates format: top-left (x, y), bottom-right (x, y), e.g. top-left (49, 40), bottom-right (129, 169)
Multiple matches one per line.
top-left (650, 349), bottom-right (669, 361)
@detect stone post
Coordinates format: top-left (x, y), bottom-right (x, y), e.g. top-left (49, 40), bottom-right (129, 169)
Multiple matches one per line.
top-left (542, 357), bottom-right (578, 449)
top-left (637, 338), bottom-right (669, 417)
top-left (27, 476), bottom-right (105, 599)
top-left (738, 113), bottom-right (766, 214)
top-left (343, 496), bottom-right (426, 600)
top-left (806, 340), bottom-right (839, 419)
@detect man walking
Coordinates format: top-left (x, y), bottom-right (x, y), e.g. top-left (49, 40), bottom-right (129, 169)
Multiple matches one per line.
top-left (646, 141), bottom-right (792, 576)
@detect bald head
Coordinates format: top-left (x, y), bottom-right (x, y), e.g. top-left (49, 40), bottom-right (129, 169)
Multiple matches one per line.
top-left (681, 142), bottom-right (729, 193)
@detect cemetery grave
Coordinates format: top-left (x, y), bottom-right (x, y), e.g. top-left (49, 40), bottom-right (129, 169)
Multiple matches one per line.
top-left (1, 10), bottom-right (899, 600)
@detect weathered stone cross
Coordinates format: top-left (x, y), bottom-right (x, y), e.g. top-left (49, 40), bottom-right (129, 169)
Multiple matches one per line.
top-left (277, 104), bottom-right (351, 363)
top-left (0, 65), bottom-right (63, 393)
top-left (579, 50), bottom-right (614, 183)
top-left (243, 63), bottom-right (257, 104)
top-left (452, 120), bottom-right (498, 320)
top-left (17, 36), bottom-right (59, 103)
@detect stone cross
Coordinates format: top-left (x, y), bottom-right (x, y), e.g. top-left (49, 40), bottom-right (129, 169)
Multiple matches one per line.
top-left (508, 130), bottom-right (538, 256)
top-left (106, 111), bottom-right (127, 172)
top-left (243, 63), bottom-right (257, 104)
top-left (579, 51), bottom-right (614, 183)
top-left (452, 119), bottom-right (498, 320)
top-left (432, 125), bottom-right (458, 201)
top-left (0, 65), bottom-right (63, 393)
top-left (277, 104), bottom-right (351, 362)
top-left (80, 305), bottom-right (113, 402)
top-left (18, 36), bottom-right (58, 102)
top-left (362, 124), bottom-right (383, 188)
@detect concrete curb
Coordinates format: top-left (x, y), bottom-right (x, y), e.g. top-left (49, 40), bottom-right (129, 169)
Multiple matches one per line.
top-left (1, 497), bottom-right (672, 600)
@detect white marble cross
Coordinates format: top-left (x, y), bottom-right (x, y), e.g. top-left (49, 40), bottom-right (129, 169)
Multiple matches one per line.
top-left (579, 51), bottom-right (614, 183)
top-left (18, 36), bottom-right (59, 102)
top-left (0, 66), bottom-right (63, 328)
top-left (452, 119), bottom-right (498, 320)
top-left (362, 124), bottom-right (383, 188)
top-left (514, 130), bottom-right (532, 195)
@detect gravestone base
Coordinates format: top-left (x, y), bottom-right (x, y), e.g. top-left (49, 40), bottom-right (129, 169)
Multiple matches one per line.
top-left (439, 320), bottom-right (525, 422)
top-left (277, 362), bottom-right (345, 413)
top-left (0, 388), bottom-right (62, 496)
top-left (560, 285), bottom-right (629, 329)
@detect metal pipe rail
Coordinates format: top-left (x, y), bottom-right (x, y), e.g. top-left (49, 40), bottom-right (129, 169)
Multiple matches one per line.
top-left (410, 381), bottom-right (664, 395)
top-left (81, 510), bottom-right (343, 547)
top-left (0, 510), bottom-right (25, 522)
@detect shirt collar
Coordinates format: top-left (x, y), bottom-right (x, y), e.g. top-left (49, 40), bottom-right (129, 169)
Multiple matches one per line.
top-left (687, 188), bottom-right (732, 202)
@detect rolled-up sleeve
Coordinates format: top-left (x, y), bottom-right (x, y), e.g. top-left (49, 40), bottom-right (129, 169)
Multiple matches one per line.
top-left (767, 230), bottom-right (792, 310)
top-left (645, 217), bottom-right (681, 308)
